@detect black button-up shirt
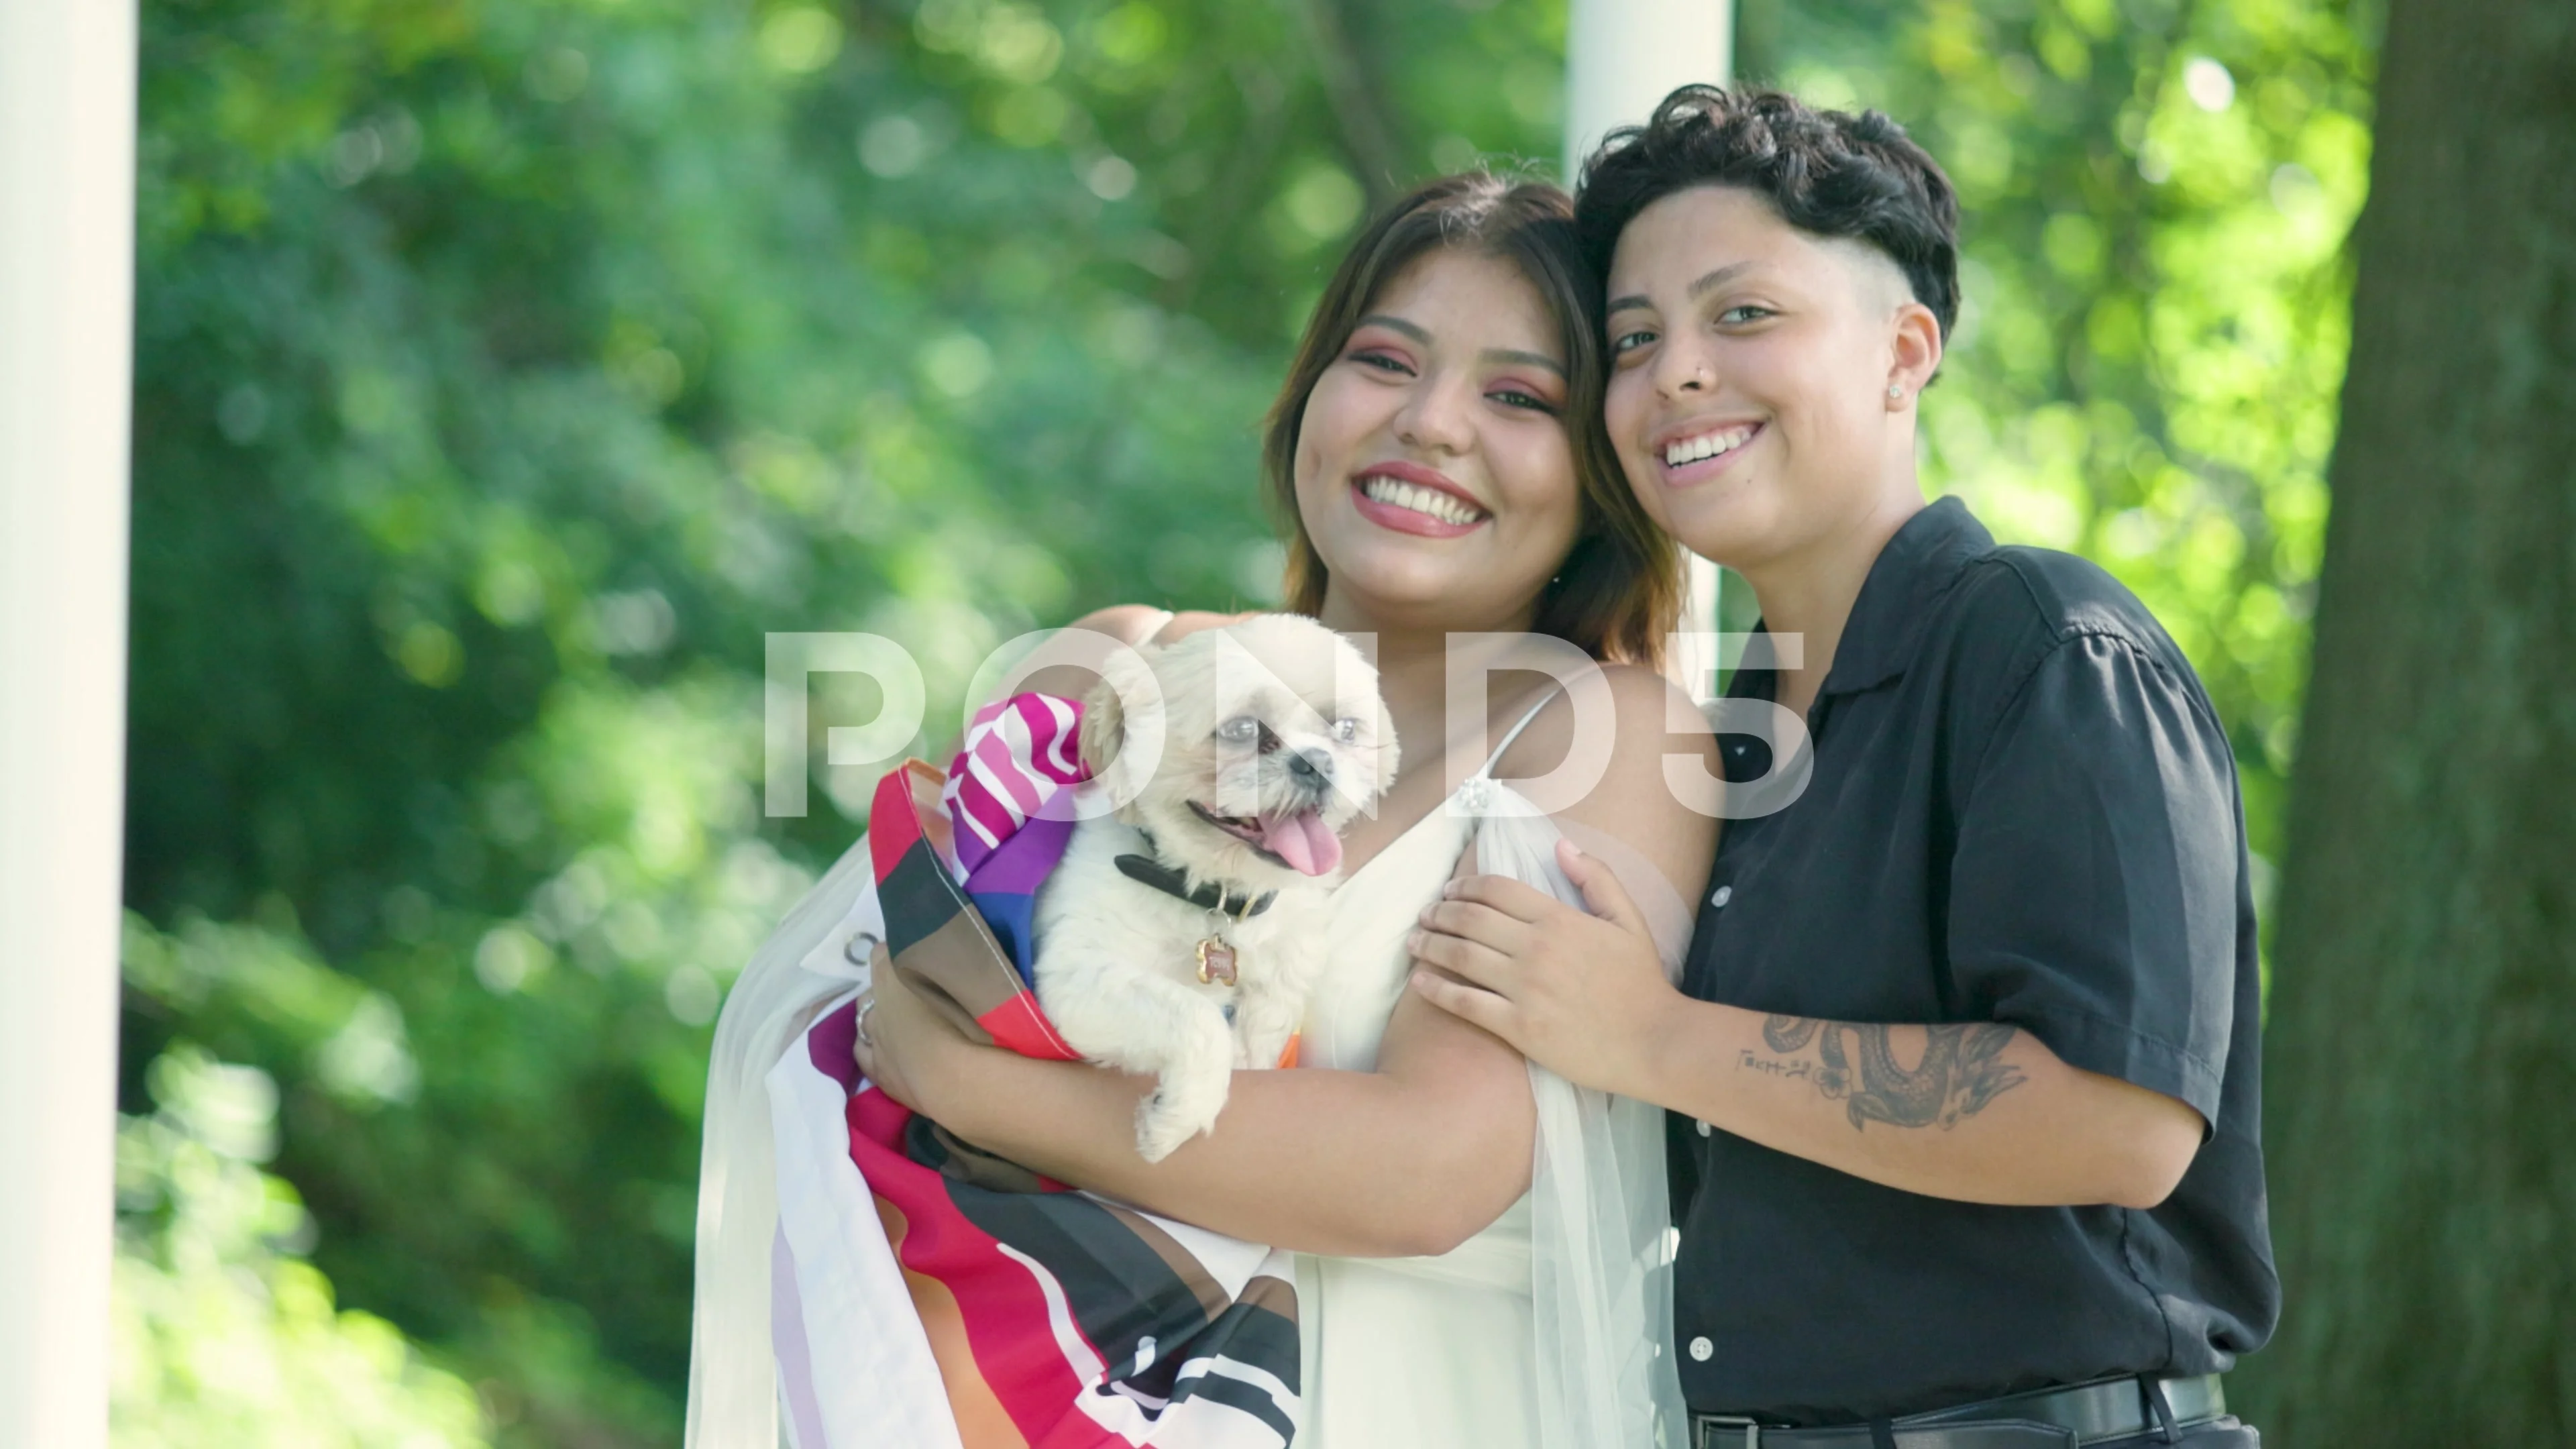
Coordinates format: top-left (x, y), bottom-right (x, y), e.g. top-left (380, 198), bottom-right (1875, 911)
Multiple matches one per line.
top-left (1671, 498), bottom-right (2279, 1423)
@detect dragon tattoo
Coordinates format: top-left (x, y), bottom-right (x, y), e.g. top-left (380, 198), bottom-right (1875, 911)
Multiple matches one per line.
top-left (1755, 1014), bottom-right (2028, 1130)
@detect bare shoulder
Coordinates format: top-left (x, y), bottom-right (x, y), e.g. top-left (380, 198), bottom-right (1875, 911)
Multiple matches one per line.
top-left (1012, 606), bottom-right (1163, 703)
top-left (1059, 605), bottom-right (1259, 645)
top-left (1601, 661), bottom-right (1715, 739)
top-left (1150, 609), bottom-right (1258, 644)
top-left (1061, 604), bottom-right (1174, 647)
top-left (1488, 660), bottom-right (1718, 908)
top-left (1020, 606), bottom-right (1261, 702)
top-left (1495, 661), bottom-right (1717, 784)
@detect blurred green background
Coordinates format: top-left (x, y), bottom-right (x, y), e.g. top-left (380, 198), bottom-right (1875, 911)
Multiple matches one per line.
top-left (115, 0), bottom-right (2372, 1442)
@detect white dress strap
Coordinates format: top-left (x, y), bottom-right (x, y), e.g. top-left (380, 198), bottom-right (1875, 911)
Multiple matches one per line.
top-left (1473, 688), bottom-right (1564, 782)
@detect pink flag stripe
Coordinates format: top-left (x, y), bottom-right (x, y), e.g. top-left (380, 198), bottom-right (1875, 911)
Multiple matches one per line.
top-left (973, 728), bottom-right (1051, 816)
top-left (1034, 694), bottom-right (1081, 780)
top-left (958, 751), bottom-right (1030, 851)
top-left (993, 693), bottom-right (1083, 790)
top-left (943, 700), bottom-right (1030, 853)
top-left (945, 693), bottom-right (1089, 876)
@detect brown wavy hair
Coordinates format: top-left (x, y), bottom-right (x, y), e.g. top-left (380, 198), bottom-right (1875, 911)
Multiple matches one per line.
top-left (1260, 173), bottom-right (1681, 669)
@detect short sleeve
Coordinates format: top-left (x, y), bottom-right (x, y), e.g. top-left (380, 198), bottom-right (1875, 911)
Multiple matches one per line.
top-left (1946, 632), bottom-right (2242, 1126)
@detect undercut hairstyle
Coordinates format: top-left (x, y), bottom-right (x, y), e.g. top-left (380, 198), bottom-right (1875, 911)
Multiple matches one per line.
top-left (1574, 85), bottom-right (1962, 343)
top-left (1262, 172), bottom-right (1681, 669)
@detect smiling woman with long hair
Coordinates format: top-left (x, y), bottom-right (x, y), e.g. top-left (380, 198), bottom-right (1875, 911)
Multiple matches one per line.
top-left (706, 173), bottom-right (1717, 1449)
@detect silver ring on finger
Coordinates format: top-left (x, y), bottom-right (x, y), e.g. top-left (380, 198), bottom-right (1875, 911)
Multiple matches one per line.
top-left (855, 994), bottom-right (878, 1050)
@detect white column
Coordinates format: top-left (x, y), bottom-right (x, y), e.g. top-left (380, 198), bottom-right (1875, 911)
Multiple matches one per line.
top-left (1564, 0), bottom-right (1733, 699)
top-left (1563, 0), bottom-right (1733, 181)
top-left (0, 0), bottom-right (140, 1443)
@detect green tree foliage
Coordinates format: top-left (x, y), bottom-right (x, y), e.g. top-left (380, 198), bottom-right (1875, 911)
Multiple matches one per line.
top-left (126, 1), bottom-right (1568, 1440)
top-left (112, 1042), bottom-right (490, 1448)
top-left (123, 0), bottom-right (2367, 1440)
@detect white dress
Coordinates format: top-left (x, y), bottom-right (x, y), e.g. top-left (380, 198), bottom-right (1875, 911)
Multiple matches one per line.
top-left (686, 692), bottom-right (1686, 1449)
top-left (1294, 700), bottom-right (1688, 1449)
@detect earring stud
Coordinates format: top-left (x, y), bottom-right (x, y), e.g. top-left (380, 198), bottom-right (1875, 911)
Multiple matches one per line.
top-left (1887, 384), bottom-right (1904, 399)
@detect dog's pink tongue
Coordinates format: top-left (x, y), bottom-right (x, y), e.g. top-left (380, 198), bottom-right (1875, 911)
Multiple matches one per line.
top-left (1258, 808), bottom-right (1342, 876)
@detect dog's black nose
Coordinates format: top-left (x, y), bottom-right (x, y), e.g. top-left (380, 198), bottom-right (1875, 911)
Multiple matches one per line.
top-left (1287, 747), bottom-right (1336, 786)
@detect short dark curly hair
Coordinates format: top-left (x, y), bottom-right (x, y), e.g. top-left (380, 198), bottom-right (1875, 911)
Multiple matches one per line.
top-left (1574, 85), bottom-right (1962, 342)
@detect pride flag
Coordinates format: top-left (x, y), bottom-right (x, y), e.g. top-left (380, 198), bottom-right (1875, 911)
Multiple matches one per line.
top-left (769, 692), bottom-right (1303, 1448)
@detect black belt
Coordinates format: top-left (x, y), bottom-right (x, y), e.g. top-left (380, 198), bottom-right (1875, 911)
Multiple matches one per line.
top-left (1693, 1374), bottom-right (2225, 1449)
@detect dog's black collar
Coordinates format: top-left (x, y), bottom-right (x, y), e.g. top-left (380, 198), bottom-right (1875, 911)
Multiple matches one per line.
top-left (1114, 849), bottom-right (1276, 918)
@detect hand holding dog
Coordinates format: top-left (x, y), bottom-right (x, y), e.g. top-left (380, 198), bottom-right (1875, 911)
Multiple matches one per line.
top-left (1407, 839), bottom-right (1683, 1102)
top-left (851, 946), bottom-right (971, 1116)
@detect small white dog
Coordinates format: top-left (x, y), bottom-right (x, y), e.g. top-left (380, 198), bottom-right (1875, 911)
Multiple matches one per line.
top-left (1032, 614), bottom-right (1399, 1161)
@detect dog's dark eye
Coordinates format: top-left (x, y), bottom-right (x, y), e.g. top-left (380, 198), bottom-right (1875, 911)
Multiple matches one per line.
top-left (1215, 715), bottom-right (1259, 743)
top-left (1332, 717), bottom-right (1360, 743)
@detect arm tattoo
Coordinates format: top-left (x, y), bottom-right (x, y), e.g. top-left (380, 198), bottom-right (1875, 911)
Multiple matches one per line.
top-left (1743, 1014), bottom-right (2027, 1130)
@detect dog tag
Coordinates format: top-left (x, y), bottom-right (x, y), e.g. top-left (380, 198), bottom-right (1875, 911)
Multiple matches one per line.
top-left (1195, 937), bottom-right (1240, 987)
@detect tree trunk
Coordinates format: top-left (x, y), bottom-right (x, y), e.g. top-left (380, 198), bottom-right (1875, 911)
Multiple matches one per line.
top-left (2237, 0), bottom-right (2576, 1440)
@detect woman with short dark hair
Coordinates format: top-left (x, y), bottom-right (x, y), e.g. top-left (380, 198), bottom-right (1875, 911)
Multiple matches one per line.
top-left (1415, 86), bottom-right (2277, 1447)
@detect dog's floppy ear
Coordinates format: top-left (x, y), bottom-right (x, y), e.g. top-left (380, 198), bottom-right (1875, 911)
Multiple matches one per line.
top-left (1079, 643), bottom-right (1158, 777)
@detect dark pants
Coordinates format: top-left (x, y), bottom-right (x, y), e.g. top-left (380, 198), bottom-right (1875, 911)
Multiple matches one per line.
top-left (1690, 1414), bottom-right (2261, 1448)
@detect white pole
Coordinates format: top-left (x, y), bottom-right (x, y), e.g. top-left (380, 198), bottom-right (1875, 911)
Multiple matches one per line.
top-left (1564, 0), bottom-right (1733, 700)
top-left (0, 0), bottom-right (140, 1442)
top-left (1563, 0), bottom-right (1734, 182)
